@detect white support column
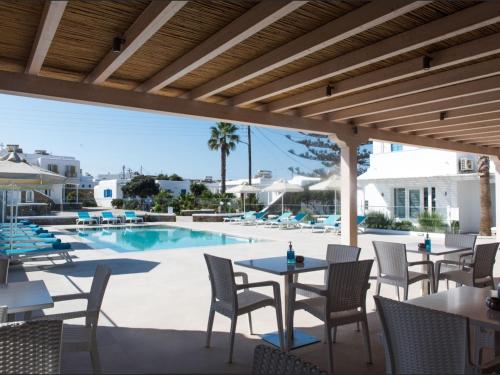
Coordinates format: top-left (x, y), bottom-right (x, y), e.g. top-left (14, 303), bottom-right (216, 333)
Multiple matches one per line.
top-left (492, 157), bottom-right (500, 241)
top-left (330, 133), bottom-right (366, 246)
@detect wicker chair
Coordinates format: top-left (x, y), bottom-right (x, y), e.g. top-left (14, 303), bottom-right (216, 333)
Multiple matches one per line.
top-left (435, 242), bottom-right (499, 292)
top-left (252, 344), bottom-right (327, 375)
top-left (435, 234), bottom-right (477, 289)
top-left (0, 319), bottom-right (63, 374)
top-left (289, 260), bottom-right (374, 373)
top-left (374, 296), bottom-right (474, 374)
top-left (204, 254), bottom-right (284, 363)
top-left (34, 265), bottom-right (111, 374)
top-left (373, 241), bottom-right (435, 300)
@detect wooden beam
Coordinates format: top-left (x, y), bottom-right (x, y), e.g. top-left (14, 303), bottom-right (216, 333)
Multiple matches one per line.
top-left (375, 103), bottom-right (500, 130)
top-left (268, 32), bottom-right (500, 113)
top-left (136, 1), bottom-right (305, 93)
top-left (355, 91), bottom-right (500, 126)
top-left (330, 75), bottom-right (500, 121)
top-left (85, 1), bottom-right (187, 85)
top-left (0, 70), bottom-right (498, 157)
top-left (227, 2), bottom-right (500, 107)
top-left (421, 122), bottom-right (500, 138)
top-left (25, 0), bottom-right (67, 75)
top-left (444, 130), bottom-right (500, 142)
top-left (407, 113), bottom-right (500, 135)
top-left (436, 125), bottom-right (500, 139)
top-left (299, 57), bottom-right (500, 118)
top-left (186, 1), bottom-right (427, 100)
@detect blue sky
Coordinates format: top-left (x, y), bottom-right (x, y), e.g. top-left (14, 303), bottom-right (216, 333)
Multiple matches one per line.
top-left (0, 93), bottom-right (324, 179)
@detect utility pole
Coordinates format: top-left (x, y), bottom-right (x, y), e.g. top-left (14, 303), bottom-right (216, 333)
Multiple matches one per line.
top-left (247, 126), bottom-right (252, 185)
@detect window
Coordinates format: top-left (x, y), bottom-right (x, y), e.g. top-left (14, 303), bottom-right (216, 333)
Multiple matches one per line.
top-left (364, 200), bottom-right (369, 210)
top-left (394, 188), bottom-right (405, 219)
top-left (180, 189), bottom-right (187, 196)
top-left (103, 189), bottom-right (112, 198)
top-left (44, 189), bottom-right (51, 197)
top-left (25, 191), bottom-right (34, 203)
top-left (47, 164), bottom-right (59, 174)
top-left (423, 187), bottom-right (436, 213)
top-left (391, 144), bottom-right (403, 152)
top-left (431, 187), bottom-right (436, 212)
top-left (409, 189), bottom-right (420, 219)
top-left (65, 165), bottom-right (77, 178)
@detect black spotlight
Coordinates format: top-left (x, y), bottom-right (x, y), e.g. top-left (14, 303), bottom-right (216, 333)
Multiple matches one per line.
top-left (326, 85), bottom-right (334, 96)
top-left (422, 55), bottom-right (432, 70)
top-left (439, 111), bottom-right (447, 121)
top-left (112, 37), bottom-right (125, 53)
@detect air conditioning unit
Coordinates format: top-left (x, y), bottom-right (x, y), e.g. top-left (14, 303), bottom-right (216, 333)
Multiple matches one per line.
top-left (459, 158), bottom-right (473, 172)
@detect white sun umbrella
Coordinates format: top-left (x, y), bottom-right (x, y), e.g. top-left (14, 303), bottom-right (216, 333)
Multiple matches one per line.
top-left (309, 175), bottom-right (341, 214)
top-left (0, 151), bottom-right (66, 248)
top-left (226, 182), bottom-right (260, 212)
top-left (262, 179), bottom-right (303, 214)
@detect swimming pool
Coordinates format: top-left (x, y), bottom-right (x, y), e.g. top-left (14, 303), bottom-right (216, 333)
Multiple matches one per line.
top-left (71, 225), bottom-right (256, 253)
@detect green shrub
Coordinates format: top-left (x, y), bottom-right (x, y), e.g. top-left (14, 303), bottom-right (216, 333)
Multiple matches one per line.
top-left (81, 198), bottom-right (97, 207)
top-left (418, 211), bottom-right (446, 232)
top-left (123, 200), bottom-right (139, 210)
top-left (391, 220), bottom-right (414, 231)
top-left (111, 199), bottom-right (123, 208)
top-left (365, 212), bottom-right (393, 229)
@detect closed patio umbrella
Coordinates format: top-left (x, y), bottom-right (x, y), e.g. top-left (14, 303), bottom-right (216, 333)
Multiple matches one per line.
top-left (262, 179), bottom-right (303, 214)
top-left (309, 175), bottom-right (341, 214)
top-left (0, 150), bottom-right (66, 248)
top-left (226, 182), bottom-right (260, 212)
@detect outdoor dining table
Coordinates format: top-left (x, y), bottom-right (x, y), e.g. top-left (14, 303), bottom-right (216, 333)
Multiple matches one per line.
top-left (0, 280), bottom-right (53, 320)
top-left (235, 256), bottom-right (328, 350)
top-left (406, 286), bottom-right (500, 356)
top-left (406, 242), bottom-right (472, 294)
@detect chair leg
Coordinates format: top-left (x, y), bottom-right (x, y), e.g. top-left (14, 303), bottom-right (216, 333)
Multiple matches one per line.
top-left (248, 312), bottom-right (254, 335)
top-left (326, 322), bottom-right (334, 373)
top-left (323, 325), bottom-right (329, 344)
top-left (274, 304), bottom-right (285, 352)
top-left (332, 326), bottom-right (337, 343)
top-left (206, 307), bottom-right (215, 348)
top-left (90, 345), bottom-right (102, 374)
top-left (396, 286), bottom-right (400, 301)
top-left (403, 285), bottom-right (408, 301)
top-left (361, 318), bottom-right (373, 364)
top-left (376, 281), bottom-right (381, 296)
top-left (356, 321), bottom-right (360, 332)
top-left (228, 315), bottom-right (238, 363)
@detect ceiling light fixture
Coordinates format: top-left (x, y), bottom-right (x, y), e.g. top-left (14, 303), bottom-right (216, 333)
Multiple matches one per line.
top-left (422, 55), bottom-right (432, 70)
top-left (112, 37), bottom-right (126, 53)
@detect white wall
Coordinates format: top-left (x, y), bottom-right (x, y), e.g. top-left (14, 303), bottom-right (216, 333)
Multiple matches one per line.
top-left (94, 179), bottom-right (125, 208)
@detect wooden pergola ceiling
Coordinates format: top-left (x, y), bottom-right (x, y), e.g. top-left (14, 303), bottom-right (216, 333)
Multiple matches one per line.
top-left (1, 0), bottom-right (500, 155)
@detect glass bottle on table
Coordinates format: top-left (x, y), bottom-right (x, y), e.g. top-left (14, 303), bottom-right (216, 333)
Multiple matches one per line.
top-left (287, 241), bottom-right (295, 264)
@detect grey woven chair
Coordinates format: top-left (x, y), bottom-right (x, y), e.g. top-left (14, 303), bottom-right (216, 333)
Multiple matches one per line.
top-left (252, 344), bottom-right (327, 375)
top-left (374, 295), bottom-right (474, 374)
top-left (0, 319), bottom-right (63, 374)
top-left (0, 253), bottom-right (9, 285)
top-left (435, 242), bottom-right (499, 292)
top-left (204, 254), bottom-right (284, 363)
top-left (289, 260), bottom-right (374, 373)
top-left (294, 244), bottom-right (361, 297)
top-left (435, 233), bottom-right (477, 289)
top-left (34, 265), bottom-right (111, 374)
top-left (373, 241), bottom-right (435, 300)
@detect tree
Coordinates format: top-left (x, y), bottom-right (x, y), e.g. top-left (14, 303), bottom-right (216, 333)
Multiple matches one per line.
top-left (156, 174), bottom-right (169, 180)
top-left (190, 182), bottom-right (209, 197)
top-left (478, 155), bottom-right (492, 236)
top-left (208, 122), bottom-right (240, 193)
top-left (168, 173), bottom-right (183, 181)
top-left (286, 133), bottom-right (371, 176)
top-left (122, 176), bottom-right (159, 198)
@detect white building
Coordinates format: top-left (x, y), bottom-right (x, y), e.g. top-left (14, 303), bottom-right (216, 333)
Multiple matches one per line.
top-left (358, 141), bottom-right (495, 233)
top-left (94, 179), bottom-right (128, 208)
top-left (0, 145), bottom-right (93, 206)
top-left (156, 180), bottom-right (191, 196)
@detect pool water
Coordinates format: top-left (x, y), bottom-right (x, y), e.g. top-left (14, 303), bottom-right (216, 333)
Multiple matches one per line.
top-left (71, 225), bottom-right (256, 252)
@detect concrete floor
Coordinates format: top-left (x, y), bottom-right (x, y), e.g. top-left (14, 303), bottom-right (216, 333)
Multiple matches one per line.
top-left (9, 219), bottom-right (498, 373)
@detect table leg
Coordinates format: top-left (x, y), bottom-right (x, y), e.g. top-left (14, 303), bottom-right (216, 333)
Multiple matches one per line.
top-left (284, 273), bottom-right (293, 349)
top-left (421, 253), bottom-right (431, 296)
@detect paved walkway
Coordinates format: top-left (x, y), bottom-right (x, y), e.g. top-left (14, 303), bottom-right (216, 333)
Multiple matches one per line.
top-left (9, 220), bottom-right (497, 373)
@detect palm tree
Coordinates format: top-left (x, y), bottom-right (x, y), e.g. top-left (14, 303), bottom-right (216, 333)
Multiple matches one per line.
top-left (208, 122), bottom-right (240, 193)
top-left (478, 155), bottom-right (492, 236)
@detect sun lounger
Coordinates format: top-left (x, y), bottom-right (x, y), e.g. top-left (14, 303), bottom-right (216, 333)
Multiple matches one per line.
top-left (124, 211), bottom-right (144, 223)
top-left (1, 241), bottom-right (73, 264)
top-left (100, 211), bottom-right (121, 224)
top-left (224, 211), bottom-right (256, 224)
top-left (76, 212), bottom-right (98, 225)
top-left (277, 212), bottom-right (307, 229)
top-left (264, 212), bottom-right (292, 227)
top-left (303, 215), bottom-right (341, 233)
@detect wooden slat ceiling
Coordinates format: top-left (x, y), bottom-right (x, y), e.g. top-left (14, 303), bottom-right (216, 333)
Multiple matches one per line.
top-left (1, 0), bottom-right (500, 154)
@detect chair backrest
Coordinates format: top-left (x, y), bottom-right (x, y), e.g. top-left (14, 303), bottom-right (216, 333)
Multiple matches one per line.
top-left (472, 242), bottom-right (499, 280)
top-left (78, 211), bottom-right (90, 219)
top-left (323, 244), bottom-right (361, 284)
top-left (279, 212), bottom-right (292, 220)
top-left (372, 241), bottom-right (408, 281)
top-left (87, 265), bottom-right (111, 327)
top-left (375, 296), bottom-right (471, 374)
top-left (357, 215), bottom-right (366, 225)
top-left (325, 260), bottom-right (373, 314)
top-left (102, 211), bottom-right (113, 218)
top-left (0, 320), bottom-right (63, 374)
top-left (0, 306), bottom-right (7, 323)
top-left (252, 345), bottom-right (327, 375)
top-left (204, 254), bottom-right (237, 313)
top-left (255, 211), bottom-right (267, 220)
top-left (124, 211), bottom-right (135, 218)
top-left (0, 254), bottom-right (9, 285)
top-left (324, 215), bottom-right (340, 225)
top-left (444, 233), bottom-right (477, 261)
top-left (293, 212), bottom-right (307, 222)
